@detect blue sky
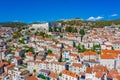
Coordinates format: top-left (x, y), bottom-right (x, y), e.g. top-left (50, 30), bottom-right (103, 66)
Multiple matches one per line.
top-left (0, 0), bottom-right (120, 23)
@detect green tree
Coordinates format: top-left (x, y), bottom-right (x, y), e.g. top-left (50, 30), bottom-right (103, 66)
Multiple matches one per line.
top-left (26, 47), bottom-right (34, 53)
top-left (49, 27), bottom-right (53, 32)
top-left (33, 69), bottom-right (36, 73)
top-left (8, 59), bottom-right (11, 64)
top-left (47, 49), bottom-right (52, 54)
top-left (72, 28), bottom-right (78, 33)
top-left (53, 27), bottom-right (57, 32)
top-left (12, 32), bottom-right (22, 39)
top-left (59, 72), bottom-right (62, 76)
top-left (79, 29), bottom-right (85, 42)
top-left (41, 75), bottom-right (46, 79)
top-left (30, 28), bottom-right (35, 31)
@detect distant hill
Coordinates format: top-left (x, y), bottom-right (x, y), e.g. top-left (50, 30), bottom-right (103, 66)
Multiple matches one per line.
top-left (0, 22), bottom-right (27, 28)
top-left (57, 19), bottom-right (120, 28)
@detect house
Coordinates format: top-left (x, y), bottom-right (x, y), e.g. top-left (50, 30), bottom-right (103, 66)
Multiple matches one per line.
top-left (46, 54), bottom-right (58, 62)
top-left (100, 53), bottom-right (116, 70)
top-left (0, 61), bottom-right (8, 74)
top-left (19, 70), bottom-right (30, 80)
top-left (29, 23), bottom-right (49, 32)
top-left (94, 71), bottom-right (104, 80)
top-left (69, 63), bottom-right (84, 74)
top-left (112, 41), bottom-right (120, 50)
top-left (85, 67), bottom-right (93, 80)
top-left (27, 75), bottom-right (38, 80)
top-left (14, 48), bottom-right (22, 57)
top-left (100, 50), bottom-right (120, 69)
top-left (61, 70), bottom-right (79, 80)
top-left (27, 60), bottom-right (48, 73)
top-left (69, 53), bottom-right (79, 63)
top-left (48, 62), bottom-right (66, 74)
top-left (4, 63), bottom-right (15, 73)
top-left (101, 42), bottom-right (112, 50)
top-left (11, 56), bottom-right (22, 66)
top-left (107, 69), bottom-right (120, 80)
top-left (39, 69), bottom-right (50, 77)
top-left (49, 72), bottom-right (59, 80)
top-left (79, 72), bottom-right (86, 80)
top-left (25, 52), bottom-right (34, 62)
top-left (82, 51), bottom-right (98, 61)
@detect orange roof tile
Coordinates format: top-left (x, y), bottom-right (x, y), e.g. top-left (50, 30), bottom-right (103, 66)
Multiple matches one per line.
top-left (86, 67), bottom-right (93, 74)
top-left (100, 53), bottom-right (117, 59)
top-left (27, 75), bottom-right (38, 80)
top-left (108, 69), bottom-right (119, 79)
top-left (93, 65), bottom-right (108, 72)
top-left (95, 71), bottom-right (104, 78)
top-left (49, 72), bottom-right (58, 79)
top-left (102, 50), bottom-right (120, 54)
top-left (62, 70), bottom-right (78, 78)
top-left (5, 63), bottom-right (15, 69)
top-left (72, 63), bottom-right (82, 67)
top-left (26, 52), bottom-right (34, 56)
top-left (70, 53), bottom-right (78, 57)
top-left (83, 51), bottom-right (97, 56)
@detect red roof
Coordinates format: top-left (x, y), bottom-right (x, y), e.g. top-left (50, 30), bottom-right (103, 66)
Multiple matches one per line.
top-left (27, 75), bottom-right (38, 80)
top-left (62, 70), bottom-right (78, 78)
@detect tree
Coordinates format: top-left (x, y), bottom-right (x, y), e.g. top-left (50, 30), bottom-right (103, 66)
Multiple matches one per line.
top-left (58, 27), bottom-right (62, 32)
top-left (49, 27), bottom-right (53, 32)
top-left (30, 28), bottom-right (35, 31)
top-left (65, 26), bottom-right (72, 32)
top-left (12, 32), bottom-right (22, 39)
top-left (91, 44), bottom-right (101, 54)
top-left (59, 72), bottom-right (62, 76)
top-left (112, 47), bottom-right (114, 50)
top-left (26, 47), bottom-right (34, 53)
top-left (33, 69), bottom-right (36, 73)
top-left (8, 59), bottom-right (11, 64)
top-left (53, 27), bottom-right (57, 32)
top-left (81, 45), bottom-right (85, 52)
top-left (79, 29), bottom-right (85, 42)
top-left (47, 49), bottom-right (52, 54)
top-left (72, 28), bottom-right (78, 33)
top-left (41, 75), bottom-right (45, 79)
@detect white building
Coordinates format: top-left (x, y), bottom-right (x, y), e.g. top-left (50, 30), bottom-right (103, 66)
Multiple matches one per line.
top-left (29, 23), bottom-right (49, 32)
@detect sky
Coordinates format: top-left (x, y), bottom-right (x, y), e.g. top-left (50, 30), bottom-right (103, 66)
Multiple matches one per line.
top-left (0, 0), bottom-right (120, 23)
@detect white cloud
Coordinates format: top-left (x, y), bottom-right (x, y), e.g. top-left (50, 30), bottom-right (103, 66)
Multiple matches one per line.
top-left (111, 14), bottom-right (118, 17)
top-left (87, 16), bottom-right (104, 21)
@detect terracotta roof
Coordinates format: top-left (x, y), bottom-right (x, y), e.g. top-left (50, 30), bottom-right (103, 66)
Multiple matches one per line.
top-left (70, 53), bottom-right (78, 57)
top-left (49, 72), bottom-right (58, 79)
top-left (100, 53), bottom-right (117, 59)
top-left (5, 63), bottom-right (15, 69)
top-left (0, 63), bottom-right (3, 67)
top-left (26, 52), bottom-right (34, 56)
top-left (83, 51), bottom-right (97, 56)
top-left (47, 54), bottom-right (58, 58)
top-left (72, 63), bottom-right (82, 67)
top-left (79, 72), bottom-right (85, 76)
top-left (62, 70), bottom-right (78, 78)
top-left (93, 65), bottom-right (108, 72)
top-left (27, 75), bottom-right (38, 80)
top-left (86, 67), bottom-right (93, 74)
top-left (95, 71), bottom-right (104, 78)
top-left (108, 69), bottom-right (119, 79)
top-left (102, 50), bottom-right (120, 54)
